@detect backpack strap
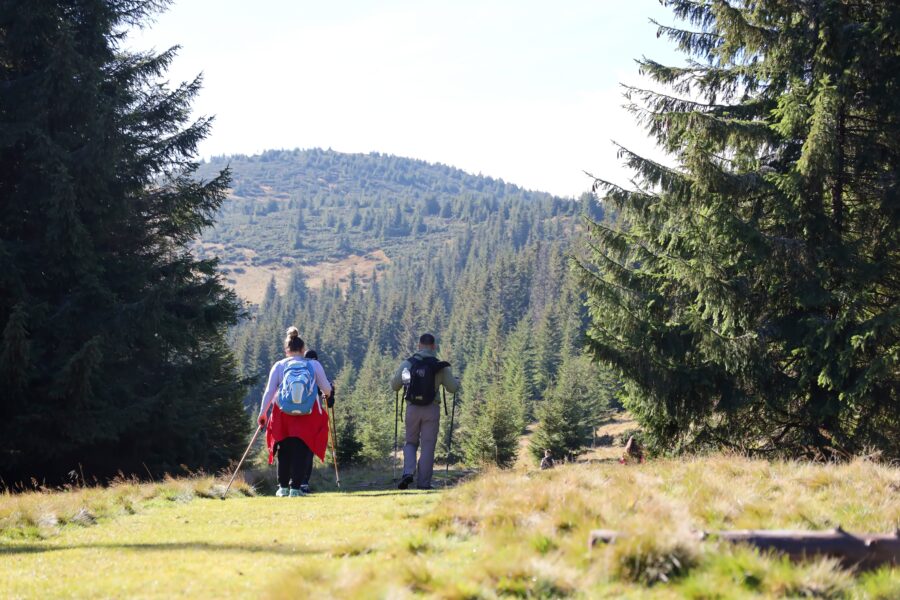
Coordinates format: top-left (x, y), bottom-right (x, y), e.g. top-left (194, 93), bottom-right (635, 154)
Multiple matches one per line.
top-left (408, 354), bottom-right (440, 364)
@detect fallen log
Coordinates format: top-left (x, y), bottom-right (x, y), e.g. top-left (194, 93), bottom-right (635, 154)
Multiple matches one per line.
top-left (589, 528), bottom-right (900, 570)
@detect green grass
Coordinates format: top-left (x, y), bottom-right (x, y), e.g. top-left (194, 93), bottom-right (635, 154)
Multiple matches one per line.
top-left (1, 457), bottom-right (898, 598)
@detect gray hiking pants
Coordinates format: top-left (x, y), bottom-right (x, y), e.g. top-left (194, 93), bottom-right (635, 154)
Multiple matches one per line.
top-left (403, 402), bottom-right (441, 488)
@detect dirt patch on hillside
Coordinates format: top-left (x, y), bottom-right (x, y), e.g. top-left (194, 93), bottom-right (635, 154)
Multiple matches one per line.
top-left (221, 264), bottom-right (293, 305)
top-left (217, 250), bottom-right (390, 304)
top-left (299, 250), bottom-right (390, 291)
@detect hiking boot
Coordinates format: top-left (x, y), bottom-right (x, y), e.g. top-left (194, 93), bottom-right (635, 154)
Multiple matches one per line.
top-left (398, 474), bottom-right (414, 490)
top-left (289, 488), bottom-right (306, 497)
top-left (275, 486), bottom-right (290, 497)
top-left (299, 484), bottom-right (311, 495)
top-left (417, 484), bottom-right (433, 490)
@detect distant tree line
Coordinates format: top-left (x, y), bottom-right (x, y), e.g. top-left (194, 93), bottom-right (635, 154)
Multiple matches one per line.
top-left (196, 149), bottom-right (595, 267)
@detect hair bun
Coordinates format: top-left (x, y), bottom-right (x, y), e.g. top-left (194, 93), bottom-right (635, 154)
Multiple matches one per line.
top-left (286, 326), bottom-right (300, 339)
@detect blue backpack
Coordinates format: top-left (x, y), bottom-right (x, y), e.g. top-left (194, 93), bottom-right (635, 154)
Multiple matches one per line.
top-left (276, 358), bottom-right (320, 416)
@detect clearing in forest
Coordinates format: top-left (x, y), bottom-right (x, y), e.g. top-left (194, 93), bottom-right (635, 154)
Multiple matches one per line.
top-left (199, 248), bottom-right (391, 304)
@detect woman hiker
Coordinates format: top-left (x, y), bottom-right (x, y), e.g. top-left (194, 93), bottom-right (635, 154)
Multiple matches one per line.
top-left (258, 327), bottom-right (333, 496)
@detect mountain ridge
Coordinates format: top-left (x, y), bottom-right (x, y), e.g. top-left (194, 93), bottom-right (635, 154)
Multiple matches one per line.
top-left (199, 147), bottom-right (574, 201)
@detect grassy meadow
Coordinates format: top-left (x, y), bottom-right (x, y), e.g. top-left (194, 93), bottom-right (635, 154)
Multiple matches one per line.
top-left (2, 450), bottom-right (898, 599)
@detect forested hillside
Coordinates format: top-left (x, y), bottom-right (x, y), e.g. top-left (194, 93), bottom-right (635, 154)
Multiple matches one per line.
top-left (202, 149), bottom-right (617, 467)
top-left (194, 149), bottom-right (597, 302)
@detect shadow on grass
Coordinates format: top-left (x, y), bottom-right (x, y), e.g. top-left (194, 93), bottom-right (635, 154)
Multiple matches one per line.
top-left (576, 457), bottom-right (625, 465)
top-left (345, 490), bottom-right (440, 498)
top-left (263, 466), bottom-right (474, 496)
top-left (0, 541), bottom-right (326, 556)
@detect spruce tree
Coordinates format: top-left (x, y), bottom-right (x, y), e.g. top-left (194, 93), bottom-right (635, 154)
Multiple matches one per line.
top-left (350, 343), bottom-right (395, 463)
top-left (330, 363), bottom-right (363, 465)
top-left (529, 353), bottom-right (612, 462)
top-left (459, 318), bottom-right (522, 467)
top-left (579, 0), bottom-right (900, 458)
top-left (261, 277), bottom-right (278, 311)
top-left (500, 318), bottom-right (535, 422)
top-left (0, 0), bottom-right (247, 482)
top-left (462, 392), bottom-right (521, 468)
top-left (532, 305), bottom-right (563, 394)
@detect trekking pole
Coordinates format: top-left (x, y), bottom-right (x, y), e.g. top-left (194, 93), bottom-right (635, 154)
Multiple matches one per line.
top-left (393, 390), bottom-right (399, 482)
top-left (223, 421), bottom-right (264, 499)
top-left (445, 392), bottom-right (457, 477)
top-left (440, 388), bottom-right (448, 482)
top-left (328, 402), bottom-right (341, 489)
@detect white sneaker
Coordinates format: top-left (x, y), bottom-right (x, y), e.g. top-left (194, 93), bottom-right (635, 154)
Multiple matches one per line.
top-left (276, 486), bottom-right (290, 497)
top-left (289, 488), bottom-right (306, 497)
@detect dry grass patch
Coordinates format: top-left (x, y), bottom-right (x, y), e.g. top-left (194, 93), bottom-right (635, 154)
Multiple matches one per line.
top-left (214, 250), bottom-right (390, 303)
top-left (0, 475), bottom-right (255, 540)
top-left (299, 249), bottom-right (390, 291)
top-left (221, 262), bottom-right (293, 303)
top-left (421, 456), bottom-right (899, 596)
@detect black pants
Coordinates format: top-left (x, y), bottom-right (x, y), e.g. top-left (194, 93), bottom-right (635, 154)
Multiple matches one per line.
top-left (276, 437), bottom-right (313, 489)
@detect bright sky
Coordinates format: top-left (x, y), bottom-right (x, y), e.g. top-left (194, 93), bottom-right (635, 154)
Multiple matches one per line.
top-left (128, 1), bottom-right (681, 198)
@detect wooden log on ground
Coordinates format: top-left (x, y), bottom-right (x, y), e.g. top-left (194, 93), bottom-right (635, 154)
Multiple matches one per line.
top-left (589, 528), bottom-right (900, 570)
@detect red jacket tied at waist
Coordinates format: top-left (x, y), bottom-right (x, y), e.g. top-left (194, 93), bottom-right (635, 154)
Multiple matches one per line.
top-left (266, 402), bottom-right (329, 463)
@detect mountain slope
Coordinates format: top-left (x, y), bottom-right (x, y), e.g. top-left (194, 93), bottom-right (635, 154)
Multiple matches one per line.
top-left (195, 148), bottom-right (595, 302)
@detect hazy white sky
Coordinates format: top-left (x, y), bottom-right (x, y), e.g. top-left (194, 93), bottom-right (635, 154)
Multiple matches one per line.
top-left (128, 1), bottom-right (682, 197)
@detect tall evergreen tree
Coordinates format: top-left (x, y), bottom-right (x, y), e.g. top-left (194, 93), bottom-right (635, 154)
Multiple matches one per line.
top-left (261, 276), bottom-right (278, 311)
top-left (532, 305), bottom-right (563, 394)
top-left (529, 352), bottom-right (613, 462)
top-left (461, 392), bottom-right (521, 468)
top-left (459, 317), bottom-right (522, 467)
top-left (0, 0), bottom-right (247, 482)
top-left (350, 343), bottom-right (395, 463)
top-left (579, 0), bottom-right (900, 458)
top-left (330, 363), bottom-right (363, 465)
top-left (500, 318), bottom-right (536, 422)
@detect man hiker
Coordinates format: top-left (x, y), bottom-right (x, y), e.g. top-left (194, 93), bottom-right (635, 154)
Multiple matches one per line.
top-left (391, 333), bottom-right (459, 490)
